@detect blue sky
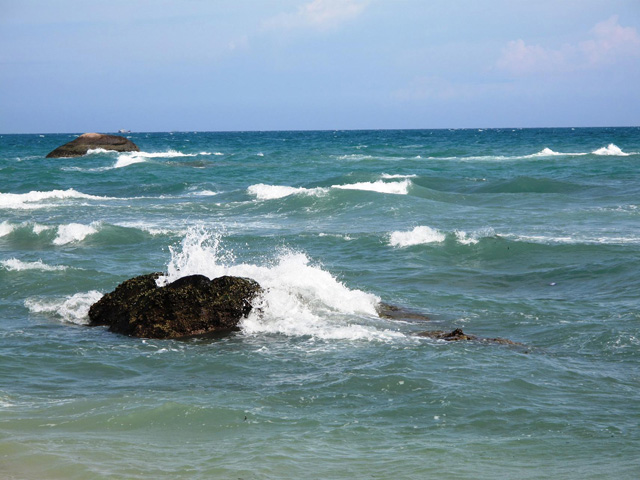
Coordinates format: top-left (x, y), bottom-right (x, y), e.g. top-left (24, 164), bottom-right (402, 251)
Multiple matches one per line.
top-left (1, 0), bottom-right (639, 133)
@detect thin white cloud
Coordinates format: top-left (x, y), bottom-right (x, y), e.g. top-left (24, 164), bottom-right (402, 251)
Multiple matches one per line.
top-left (262, 0), bottom-right (369, 32)
top-left (497, 15), bottom-right (640, 75)
top-left (496, 39), bottom-right (568, 75)
top-left (392, 76), bottom-right (511, 102)
top-left (580, 15), bottom-right (640, 66)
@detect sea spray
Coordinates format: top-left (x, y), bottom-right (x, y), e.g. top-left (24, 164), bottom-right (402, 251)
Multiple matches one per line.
top-left (157, 227), bottom-right (398, 341)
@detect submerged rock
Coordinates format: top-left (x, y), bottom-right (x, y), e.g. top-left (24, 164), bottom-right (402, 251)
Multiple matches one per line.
top-left (88, 273), bottom-right (262, 339)
top-left (46, 133), bottom-right (140, 158)
top-left (377, 303), bottom-right (520, 345)
top-left (376, 302), bottom-right (430, 321)
top-left (416, 328), bottom-right (521, 345)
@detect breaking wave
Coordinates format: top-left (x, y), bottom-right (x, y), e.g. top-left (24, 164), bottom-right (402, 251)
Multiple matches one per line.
top-left (248, 178), bottom-right (412, 200)
top-left (1, 258), bottom-right (68, 271)
top-left (0, 189), bottom-right (111, 210)
top-left (247, 184), bottom-right (328, 200)
top-left (592, 144), bottom-right (630, 156)
top-left (156, 227), bottom-right (403, 341)
top-left (53, 222), bottom-right (101, 245)
top-left (25, 291), bottom-right (103, 325)
top-left (389, 226), bottom-right (496, 247)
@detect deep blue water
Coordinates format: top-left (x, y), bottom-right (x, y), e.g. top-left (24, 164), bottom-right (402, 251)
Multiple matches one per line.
top-left (1, 128), bottom-right (639, 479)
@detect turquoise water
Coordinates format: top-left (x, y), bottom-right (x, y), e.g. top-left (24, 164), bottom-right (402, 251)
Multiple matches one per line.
top-left (1, 128), bottom-right (639, 479)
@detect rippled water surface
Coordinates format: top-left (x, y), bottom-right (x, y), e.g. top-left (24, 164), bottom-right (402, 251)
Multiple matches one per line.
top-left (1, 128), bottom-right (639, 479)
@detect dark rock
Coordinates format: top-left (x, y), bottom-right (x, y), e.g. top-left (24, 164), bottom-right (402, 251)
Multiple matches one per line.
top-left (88, 273), bottom-right (262, 339)
top-left (416, 328), bottom-right (521, 345)
top-left (376, 302), bottom-right (430, 321)
top-left (46, 133), bottom-right (140, 158)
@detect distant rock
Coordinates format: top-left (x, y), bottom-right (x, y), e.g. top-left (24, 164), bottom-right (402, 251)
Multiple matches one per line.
top-left (46, 133), bottom-right (140, 158)
top-left (88, 273), bottom-right (262, 339)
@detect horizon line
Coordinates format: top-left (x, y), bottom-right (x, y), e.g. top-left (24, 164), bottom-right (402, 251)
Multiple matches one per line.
top-left (2, 125), bottom-right (640, 136)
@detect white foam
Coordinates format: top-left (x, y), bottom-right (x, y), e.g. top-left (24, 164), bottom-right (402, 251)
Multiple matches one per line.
top-left (86, 148), bottom-right (114, 155)
top-left (32, 223), bottom-right (54, 234)
top-left (335, 154), bottom-right (375, 161)
top-left (25, 291), bottom-right (103, 325)
top-left (454, 227), bottom-right (496, 245)
top-left (532, 147), bottom-right (563, 156)
top-left (390, 226), bottom-right (445, 247)
top-left (333, 179), bottom-right (411, 195)
top-left (156, 227), bottom-right (400, 342)
top-left (0, 221), bottom-right (15, 237)
top-left (1, 258), bottom-right (67, 272)
top-left (112, 149), bottom-right (210, 168)
top-left (189, 190), bottom-right (218, 196)
top-left (248, 184), bottom-right (328, 200)
top-left (125, 149), bottom-right (199, 159)
top-left (114, 155), bottom-right (147, 168)
top-left (510, 233), bottom-right (640, 245)
top-left (592, 143), bottom-right (629, 156)
top-left (53, 222), bottom-right (100, 245)
top-left (381, 173), bottom-right (417, 179)
top-left (0, 189), bottom-right (110, 210)
top-left (115, 221), bottom-right (183, 236)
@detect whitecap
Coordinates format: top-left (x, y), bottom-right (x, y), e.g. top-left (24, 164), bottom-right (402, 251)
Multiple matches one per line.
top-left (248, 184), bottom-right (328, 200)
top-left (0, 189), bottom-right (111, 210)
top-left (25, 291), bottom-right (103, 325)
top-left (114, 155), bottom-right (147, 168)
top-left (114, 221), bottom-right (184, 236)
top-left (333, 179), bottom-right (411, 195)
top-left (454, 227), bottom-right (496, 245)
top-left (189, 190), bottom-right (218, 197)
top-left (0, 221), bottom-right (15, 237)
top-left (86, 147), bottom-right (115, 155)
top-left (32, 223), bottom-right (54, 234)
top-left (389, 226), bottom-right (445, 247)
top-left (381, 173), bottom-right (417, 179)
top-left (519, 234), bottom-right (640, 245)
top-left (592, 144), bottom-right (629, 156)
top-left (335, 154), bottom-right (375, 161)
top-left (1, 258), bottom-right (67, 271)
top-left (53, 222), bottom-right (100, 245)
top-left (531, 147), bottom-right (563, 157)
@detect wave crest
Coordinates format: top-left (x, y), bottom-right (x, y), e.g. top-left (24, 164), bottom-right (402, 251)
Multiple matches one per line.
top-left (248, 184), bottom-right (328, 200)
top-left (0, 189), bottom-right (110, 210)
top-left (25, 291), bottom-right (103, 325)
top-left (1, 258), bottom-right (68, 271)
top-left (592, 144), bottom-right (629, 156)
top-left (390, 226), bottom-right (496, 247)
top-left (54, 222), bottom-right (100, 245)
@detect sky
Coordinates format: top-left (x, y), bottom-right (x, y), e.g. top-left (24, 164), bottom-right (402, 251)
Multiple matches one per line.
top-left (1, 0), bottom-right (639, 133)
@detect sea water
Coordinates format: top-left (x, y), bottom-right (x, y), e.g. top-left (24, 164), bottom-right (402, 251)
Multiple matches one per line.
top-left (1, 128), bottom-right (639, 479)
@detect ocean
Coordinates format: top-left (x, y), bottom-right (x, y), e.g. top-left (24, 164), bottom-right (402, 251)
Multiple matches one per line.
top-left (1, 128), bottom-right (639, 479)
